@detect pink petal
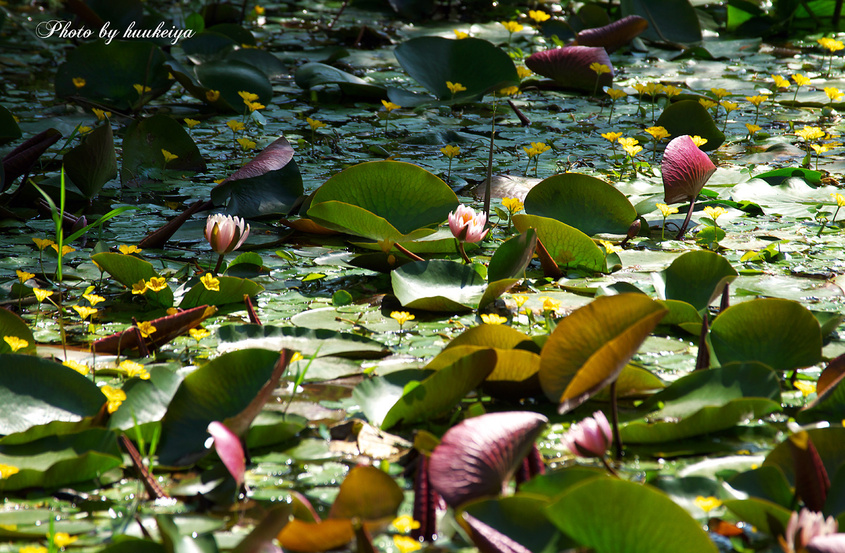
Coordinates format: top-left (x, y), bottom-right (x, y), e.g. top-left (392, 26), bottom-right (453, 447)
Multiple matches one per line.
top-left (207, 421), bottom-right (245, 486)
top-left (661, 135), bottom-right (717, 204)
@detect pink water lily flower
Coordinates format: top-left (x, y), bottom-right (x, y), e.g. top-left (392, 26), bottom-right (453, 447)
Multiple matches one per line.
top-left (205, 214), bottom-right (250, 255)
top-left (448, 205), bottom-right (488, 243)
top-left (207, 421), bottom-right (245, 487)
top-left (562, 411), bottom-right (612, 458)
top-left (780, 509), bottom-right (840, 553)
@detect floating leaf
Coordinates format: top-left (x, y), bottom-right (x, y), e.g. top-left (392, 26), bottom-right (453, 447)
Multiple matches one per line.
top-left (523, 173), bottom-right (637, 236)
top-left (217, 324), bottom-right (389, 359)
top-left (294, 62), bottom-right (387, 99)
top-left (753, 167), bottom-right (823, 186)
top-left (427, 344), bottom-right (541, 399)
top-left (107, 366), bottom-right (184, 431)
top-left (621, 0), bottom-right (702, 43)
top-left (539, 294), bottom-right (667, 412)
top-left (763, 428), bottom-right (845, 490)
top-left (93, 305), bottom-right (216, 355)
top-left (710, 298), bottom-right (822, 372)
top-left (657, 103), bottom-right (725, 152)
top-left (391, 260), bottom-right (487, 312)
top-left (0, 104), bottom-right (22, 146)
top-left (727, 465), bottom-right (794, 508)
top-left (91, 252), bottom-right (174, 308)
top-left (195, 60), bottom-right (273, 112)
top-left (799, 354), bottom-right (845, 424)
top-left (120, 114), bottom-right (206, 184)
top-left (2, 128), bottom-right (62, 192)
top-left (63, 123), bottom-right (117, 199)
top-left (352, 369), bottom-right (432, 428)
top-left (512, 214), bottom-right (607, 273)
top-left (524, 46), bottom-right (613, 92)
top-left (429, 411), bottom-right (548, 507)
top-left (574, 15), bottom-right (649, 52)
top-left (487, 229), bottom-right (537, 283)
top-left (0, 309), bottom-right (36, 355)
top-left (328, 465), bottom-right (404, 520)
top-left (180, 276), bottom-right (264, 308)
top-left (545, 478), bottom-right (718, 553)
top-left (652, 250), bottom-right (737, 312)
top-left (722, 498), bottom-right (791, 536)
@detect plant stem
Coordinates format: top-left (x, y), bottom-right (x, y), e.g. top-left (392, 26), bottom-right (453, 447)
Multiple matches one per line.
top-left (457, 241), bottom-right (471, 264)
top-left (676, 196), bottom-right (698, 239)
top-left (610, 380), bottom-right (622, 461)
top-left (483, 100), bottom-right (498, 223)
top-left (213, 254), bottom-right (225, 275)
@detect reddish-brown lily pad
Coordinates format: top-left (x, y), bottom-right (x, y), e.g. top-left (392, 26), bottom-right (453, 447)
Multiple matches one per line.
top-left (662, 135), bottom-right (717, 204)
top-left (92, 305), bottom-right (217, 355)
top-left (524, 46), bottom-right (613, 93)
top-left (575, 15), bottom-right (648, 53)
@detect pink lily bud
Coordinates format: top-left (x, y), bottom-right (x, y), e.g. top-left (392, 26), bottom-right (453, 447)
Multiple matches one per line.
top-left (780, 509), bottom-right (839, 553)
top-left (205, 214), bottom-right (250, 255)
top-left (448, 205), bottom-right (488, 243)
top-left (207, 421), bottom-right (245, 487)
top-left (562, 411), bottom-right (612, 458)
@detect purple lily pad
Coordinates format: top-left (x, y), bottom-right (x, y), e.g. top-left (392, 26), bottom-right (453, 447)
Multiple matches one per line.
top-left (428, 411), bottom-right (547, 507)
top-left (661, 135), bottom-right (717, 204)
top-left (524, 46), bottom-right (613, 93)
top-left (575, 15), bottom-right (649, 53)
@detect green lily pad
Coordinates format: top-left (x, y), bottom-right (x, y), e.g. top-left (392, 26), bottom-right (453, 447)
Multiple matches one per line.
top-left (0, 309), bottom-right (36, 355)
top-left (427, 344), bottom-right (542, 399)
top-left (180, 276), bottom-right (263, 308)
top-left (753, 167), bottom-right (823, 186)
top-left (352, 369), bottom-right (432, 428)
top-left (723, 498), bottom-right (792, 536)
top-left (487, 228), bottom-right (537, 283)
top-left (798, 370), bottom-right (845, 424)
top-left (652, 250), bottom-right (738, 312)
top-left (710, 298), bottom-right (822, 372)
top-left (730, 178), bottom-right (840, 219)
top-left (107, 365), bottom-right (184, 431)
top-left (459, 494), bottom-right (565, 553)
top-left (621, 0), bottom-right (702, 43)
top-left (91, 252), bottom-right (174, 308)
top-left (0, 104), bottom-right (21, 145)
top-left (62, 122), bottom-right (117, 199)
top-left (523, 173), bottom-right (637, 236)
top-left (512, 214), bottom-right (607, 273)
top-left (195, 60), bottom-right (273, 112)
top-left (391, 260), bottom-right (487, 312)
top-left (656, 100), bottom-right (725, 151)
top-left (217, 324), bottom-right (389, 359)
top-left (545, 478), bottom-right (718, 553)
top-left (394, 37), bottom-right (518, 102)
top-left (656, 299), bottom-right (703, 330)
top-left (518, 466), bottom-right (609, 499)
top-left (120, 114), bottom-right (206, 184)
top-left (539, 293), bottom-right (667, 412)
top-left (294, 62), bottom-right (387, 99)
top-left (727, 465), bottom-right (794, 508)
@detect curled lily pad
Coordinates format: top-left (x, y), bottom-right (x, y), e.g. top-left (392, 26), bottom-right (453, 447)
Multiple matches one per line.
top-left (512, 214), bottom-right (607, 273)
top-left (524, 46), bottom-right (613, 92)
top-left (662, 135), bottom-right (717, 204)
top-left (652, 250), bottom-right (737, 312)
top-left (575, 15), bottom-right (649, 52)
top-left (93, 305), bottom-right (217, 355)
top-left (391, 260), bottom-right (487, 312)
top-left (429, 411), bottom-right (548, 507)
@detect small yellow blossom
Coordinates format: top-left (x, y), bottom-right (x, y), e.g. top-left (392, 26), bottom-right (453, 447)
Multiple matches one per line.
top-left (237, 137), bottom-right (257, 150)
top-left (644, 82), bottom-right (664, 96)
top-left (382, 100), bottom-right (400, 111)
top-left (795, 126), bottom-right (825, 141)
top-left (446, 81), bottom-right (467, 95)
top-left (245, 101), bottom-right (265, 112)
top-left (516, 66), bottom-right (533, 79)
top-left (200, 273), bottom-right (220, 291)
top-left (721, 101), bottom-right (739, 114)
top-left (501, 21), bottom-right (524, 34)
top-left (512, 294), bottom-right (528, 308)
top-left (528, 10), bottom-right (551, 23)
top-left (131, 280), bottom-right (148, 295)
top-left (63, 359), bottom-right (90, 375)
top-left (656, 203), bottom-right (679, 217)
top-left (52, 533), bottom-right (78, 548)
top-left (541, 297), bottom-right (560, 312)
top-left (772, 75), bottom-right (790, 89)
top-left (632, 83), bottom-right (648, 95)
top-left (227, 120), bottom-right (246, 133)
top-left (118, 245), bottom-right (142, 255)
top-left (92, 108), bottom-right (111, 121)
top-left (33, 288), bottom-right (53, 302)
top-left (601, 131), bottom-right (622, 142)
top-left (72, 305), bottom-right (98, 320)
top-left (746, 123), bottom-right (761, 136)
top-left (146, 277), bottom-right (167, 292)
top-left (794, 380), bottom-right (816, 397)
top-left (78, 126), bottom-right (92, 135)
top-left (0, 464), bottom-right (19, 478)
top-left (83, 292), bottom-right (105, 306)
top-left (818, 37), bottom-right (845, 52)
top-left (189, 327), bottom-right (211, 342)
top-left (599, 240), bottom-right (622, 254)
top-left (694, 496), bottom-right (722, 513)
top-left (699, 98), bottom-right (718, 110)
top-left (184, 118), bottom-right (200, 128)
top-left (20, 546), bottom-right (48, 553)
top-left (832, 193), bottom-right (845, 207)
top-left (119, 360), bottom-right (151, 380)
top-left (3, 336), bottom-right (28, 353)
top-left (524, 142), bottom-right (550, 158)
top-left (72, 77), bottom-right (86, 88)
top-left (792, 74), bottom-right (811, 86)
top-left (497, 86), bottom-right (520, 96)
top-left (691, 136), bottom-right (708, 147)
top-left (50, 244), bottom-right (75, 256)
top-left (32, 238), bottom-right (54, 250)
top-left (703, 206), bottom-right (728, 221)
top-left (307, 117), bottom-right (327, 130)
top-left (710, 88), bottom-right (730, 99)
top-left (390, 311), bottom-right (415, 327)
top-left (254, 5), bottom-right (265, 15)
top-left (101, 386), bottom-right (126, 414)
top-left (824, 87), bottom-right (844, 102)
top-left (502, 197), bottom-right (523, 214)
top-left (166, 308), bottom-right (179, 316)
top-left (619, 137), bottom-right (642, 157)
top-left (238, 91), bottom-right (259, 103)
top-left (481, 313), bottom-right (508, 325)
top-left (441, 145), bottom-right (460, 158)
top-left (206, 90), bottom-right (221, 102)
top-left (454, 29), bottom-right (469, 39)
top-left (16, 270), bottom-right (34, 283)
top-left (393, 535), bottom-right (422, 553)
top-left (644, 126), bottom-right (669, 141)
top-left (137, 321), bottom-right (157, 338)
top-left (133, 84), bottom-right (152, 95)
top-left (393, 515), bottom-right (421, 533)
top-left (589, 62), bottom-right (611, 75)
top-left (161, 149), bottom-right (178, 163)
top-left (606, 88), bottom-right (627, 100)
top-left (811, 144), bottom-right (833, 155)
top-left (663, 84), bottom-right (682, 97)
top-left (745, 95), bottom-right (767, 106)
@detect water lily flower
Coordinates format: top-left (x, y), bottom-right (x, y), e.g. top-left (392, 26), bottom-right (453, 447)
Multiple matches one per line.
top-left (448, 205), bottom-right (488, 244)
top-left (227, 120), bottom-right (245, 133)
top-left (699, 98), bottom-right (717, 110)
top-left (208, 421), bottom-right (246, 487)
top-left (92, 108), bottom-right (110, 121)
top-left (393, 535), bottom-right (422, 553)
top-left (824, 87), bottom-right (844, 103)
top-left (562, 411), bottom-right (612, 458)
top-left (245, 101), bottom-right (264, 112)
top-left (393, 515), bottom-right (421, 533)
top-left (502, 197), bottom-right (523, 214)
top-left (33, 288), bottom-right (53, 302)
top-left (32, 238), bottom-right (54, 250)
top-left (132, 280), bottom-right (148, 295)
top-left (205, 214), bottom-right (250, 257)
top-left (711, 87), bottom-right (730, 99)
top-left (746, 123), bottom-right (762, 138)
top-left (118, 244), bottom-right (142, 255)
top-left (101, 385), bottom-right (126, 414)
top-left (541, 297), bottom-right (560, 312)
top-left (3, 336), bottom-right (28, 353)
top-left (133, 84), bottom-right (151, 96)
top-left (779, 509), bottom-right (838, 553)
top-left (501, 20), bottom-right (524, 34)
top-left (238, 90), bottom-right (259, 103)
top-left (16, 270), bottom-right (34, 283)
top-left (792, 74), bottom-right (811, 103)
top-left (497, 85), bottom-right (520, 97)
top-left (72, 77), bottom-right (86, 88)
top-left (146, 277), bottom-right (167, 292)
top-left (120, 360), bottom-right (150, 380)
top-left (161, 149), bottom-right (178, 164)
top-left (63, 359), bottom-right (90, 375)
top-left (83, 292), bottom-right (105, 306)
top-left (72, 305), bottom-right (98, 320)
top-left (794, 380), bottom-right (816, 397)
top-left (236, 137), bottom-right (257, 151)
top-left (819, 37), bottom-right (845, 52)
top-left (795, 126), bottom-right (825, 141)
top-left (691, 135), bottom-right (708, 148)
top-left (307, 117), bottom-right (326, 131)
top-left (382, 100), bottom-right (400, 111)
top-left (517, 66), bottom-right (533, 79)
top-left (51, 533), bottom-right (78, 549)
top-left (606, 88), bottom-right (626, 100)
top-left (528, 10), bottom-right (550, 23)
top-left (703, 206), bottom-right (728, 227)
top-left (656, 203), bottom-right (679, 241)
top-left (446, 81), bottom-right (467, 95)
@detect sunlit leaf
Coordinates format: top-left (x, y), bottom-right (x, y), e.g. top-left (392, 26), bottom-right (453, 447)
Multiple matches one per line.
top-left (512, 214), bottom-right (607, 273)
top-left (391, 260), bottom-right (487, 312)
top-left (217, 324), bottom-right (389, 358)
top-left (652, 250), bottom-right (737, 312)
top-left (180, 276), bottom-right (263, 308)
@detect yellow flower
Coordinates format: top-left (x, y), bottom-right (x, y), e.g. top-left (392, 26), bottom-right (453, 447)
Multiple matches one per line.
top-left (238, 90), bottom-right (259, 103)
top-left (644, 126), bottom-right (669, 141)
top-left (512, 294), bottom-right (528, 308)
top-left (772, 75), bottom-right (790, 89)
top-left (133, 84), bottom-right (152, 95)
top-left (601, 131), bottom-right (622, 142)
top-left (632, 83), bottom-right (648, 95)
top-left (189, 327), bottom-right (211, 342)
top-left (656, 203), bottom-right (679, 217)
top-left (699, 98), bottom-right (717, 110)
top-left (92, 108), bottom-right (111, 121)
top-left (206, 89), bottom-right (221, 102)
top-left (792, 73), bottom-right (811, 86)
top-left (795, 126), bottom-right (825, 141)
top-left (694, 496), bottom-right (722, 513)
top-left (166, 307), bottom-right (179, 316)
top-left (703, 206), bottom-right (728, 221)
top-left (441, 145), bottom-right (460, 158)
top-left (200, 273), bottom-right (220, 291)
top-left (245, 101), bottom-right (265, 112)
top-left (307, 117), bottom-right (327, 130)
top-left (606, 88), bottom-right (627, 100)
top-left (63, 359), bottom-right (90, 375)
top-left (501, 21), bottom-right (524, 33)
top-left (589, 62), bottom-right (611, 75)
top-left (146, 277), bottom-right (167, 292)
top-left (184, 118), bottom-right (200, 128)
top-left (119, 360), bottom-right (150, 380)
top-left (497, 86), bottom-right (520, 96)
top-left (131, 280), bottom-right (148, 295)
top-left (523, 142), bottom-right (550, 158)
top-left (528, 10), bottom-right (551, 23)
top-left (502, 197), bottom-right (523, 214)
top-left (541, 297), bottom-right (560, 312)
top-left (3, 336), bottom-right (28, 353)
top-left (392, 515), bottom-right (421, 533)
top-left (710, 88), bottom-right (730, 99)
top-left (831, 193), bottom-right (845, 207)
top-left (50, 243), bottom-right (75, 256)
top-left (83, 292), bottom-right (105, 306)
top-left (516, 66), bottom-right (533, 79)
top-left (382, 100), bottom-right (400, 111)
top-left (794, 380), bottom-right (816, 397)
top-left (78, 126), bottom-right (92, 135)
top-left (101, 386), bottom-right (126, 414)
top-left (137, 321), bottom-right (157, 338)
top-left (0, 464), bottom-right (19, 478)
top-left (393, 535), bottom-right (422, 553)
top-left (254, 5), bottom-right (265, 15)
top-left (644, 82), bottom-right (664, 96)
top-left (481, 313), bottom-right (508, 325)
top-left (72, 77), bottom-right (86, 88)
top-left (390, 311), bottom-right (415, 326)
top-left (691, 135), bottom-right (708, 147)
top-left (446, 81), bottom-right (467, 94)
top-left (745, 95), bottom-right (767, 106)
top-left (161, 149), bottom-right (178, 163)
top-left (663, 85), bottom-right (682, 97)
top-left (824, 87), bottom-right (844, 102)
top-left (818, 37), bottom-right (845, 52)
top-left (721, 101), bottom-right (739, 113)
top-left (16, 270), bottom-right (34, 283)
top-left (811, 144), bottom-right (832, 155)
top-left (118, 245), bottom-right (142, 255)
top-left (453, 29), bottom-right (469, 39)
top-left (619, 137), bottom-right (642, 157)
top-left (19, 545), bottom-right (46, 553)
top-left (599, 240), bottom-right (622, 254)
top-left (746, 123), bottom-right (761, 136)
top-left (237, 137), bottom-right (257, 150)
top-left (33, 288), bottom-right (53, 302)
top-left (32, 238), bottom-right (54, 250)
top-left (72, 305), bottom-right (98, 320)
top-left (227, 120), bottom-right (246, 132)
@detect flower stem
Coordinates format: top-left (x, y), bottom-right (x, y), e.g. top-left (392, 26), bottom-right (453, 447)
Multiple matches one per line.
top-left (483, 100), bottom-right (498, 222)
top-left (676, 197), bottom-right (697, 239)
top-left (213, 254), bottom-right (225, 275)
top-left (610, 380), bottom-right (622, 461)
top-left (457, 241), bottom-right (471, 264)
